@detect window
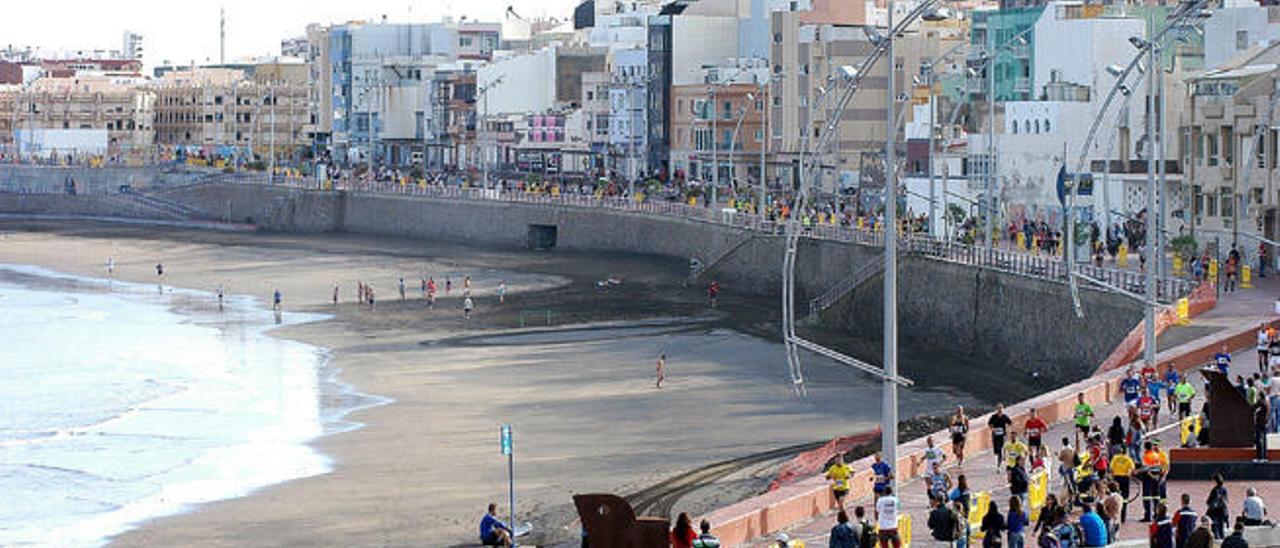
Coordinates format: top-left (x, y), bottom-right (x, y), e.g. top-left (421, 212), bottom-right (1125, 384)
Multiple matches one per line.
top-left (1206, 190), bottom-right (1218, 217)
top-left (1034, 120), bottom-right (1040, 134)
top-left (1024, 120), bottom-right (1031, 134)
top-left (1222, 127), bottom-right (1234, 165)
top-left (754, 129), bottom-right (764, 141)
top-left (1044, 119), bottom-right (1051, 133)
top-left (586, 91), bottom-right (593, 101)
top-left (1193, 185), bottom-right (1203, 216)
top-left (460, 36), bottom-right (474, 47)
top-left (1206, 133), bottom-right (1218, 166)
top-left (1220, 187), bottom-right (1234, 218)
top-left (1012, 121), bottom-right (1018, 135)
top-left (1237, 30), bottom-right (1249, 50)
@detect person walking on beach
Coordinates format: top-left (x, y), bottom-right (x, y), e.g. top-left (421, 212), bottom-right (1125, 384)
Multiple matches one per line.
top-left (106, 257), bottom-right (115, 276)
top-left (988, 403), bottom-right (1013, 467)
top-left (707, 280), bottom-right (720, 308)
top-left (498, 280), bottom-right (507, 304)
top-left (398, 278), bottom-right (406, 301)
top-left (950, 406), bottom-right (970, 466)
top-left (155, 262), bottom-right (164, 278)
top-left (217, 284), bottom-right (225, 310)
top-left (479, 502), bottom-right (513, 546)
top-left (421, 277), bottom-right (428, 299)
top-left (446, 277), bottom-right (452, 294)
top-left (357, 281), bottom-right (365, 303)
top-left (367, 286), bottom-right (376, 309)
top-left (427, 277), bottom-right (437, 308)
top-left (656, 353), bottom-right (666, 389)
top-left (463, 296), bottom-right (474, 319)
top-left (272, 289), bottom-right (282, 312)
top-left (333, 283), bottom-right (339, 305)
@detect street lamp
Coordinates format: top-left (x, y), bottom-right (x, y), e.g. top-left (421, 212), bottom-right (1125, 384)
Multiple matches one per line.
top-left (728, 98), bottom-right (753, 199)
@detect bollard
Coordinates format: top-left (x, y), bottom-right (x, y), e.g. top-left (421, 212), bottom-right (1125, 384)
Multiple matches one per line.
top-left (1242, 265), bottom-right (1253, 288)
top-left (1177, 297), bottom-right (1190, 326)
top-left (1118, 244), bottom-right (1128, 267)
top-left (1173, 255), bottom-right (1184, 276)
top-left (1209, 260), bottom-right (1219, 282)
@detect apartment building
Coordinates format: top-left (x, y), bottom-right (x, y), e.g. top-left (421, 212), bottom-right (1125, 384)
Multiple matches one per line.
top-left (152, 68), bottom-right (311, 162)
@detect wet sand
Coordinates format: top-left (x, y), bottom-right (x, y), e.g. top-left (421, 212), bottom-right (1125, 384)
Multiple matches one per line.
top-left (1, 221), bottom-right (983, 546)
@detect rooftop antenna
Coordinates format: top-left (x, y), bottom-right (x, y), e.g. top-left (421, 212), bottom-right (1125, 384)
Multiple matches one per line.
top-left (219, 6), bottom-right (226, 64)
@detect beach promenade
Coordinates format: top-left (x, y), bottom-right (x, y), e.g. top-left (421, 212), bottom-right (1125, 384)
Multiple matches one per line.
top-left (708, 276), bottom-right (1280, 546)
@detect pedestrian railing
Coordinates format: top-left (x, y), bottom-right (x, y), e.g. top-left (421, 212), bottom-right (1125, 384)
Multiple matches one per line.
top-left (807, 255), bottom-right (884, 323)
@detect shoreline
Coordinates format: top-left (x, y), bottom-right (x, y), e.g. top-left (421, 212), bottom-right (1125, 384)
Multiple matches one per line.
top-left (0, 263), bottom-right (381, 547)
top-left (1, 220), bottom-right (1023, 546)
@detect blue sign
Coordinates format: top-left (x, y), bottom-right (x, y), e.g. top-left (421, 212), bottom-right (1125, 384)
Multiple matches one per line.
top-left (500, 424), bottom-right (513, 456)
top-left (1055, 166), bottom-right (1094, 205)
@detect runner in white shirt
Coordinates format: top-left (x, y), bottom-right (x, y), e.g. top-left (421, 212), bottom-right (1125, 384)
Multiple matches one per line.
top-left (875, 486), bottom-right (902, 548)
top-left (1258, 324), bottom-right (1271, 375)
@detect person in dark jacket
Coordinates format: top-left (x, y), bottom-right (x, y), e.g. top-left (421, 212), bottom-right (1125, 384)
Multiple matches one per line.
top-left (1220, 521), bottom-right (1249, 548)
top-left (829, 510), bottom-right (859, 548)
top-left (1184, 516), bottom-right (1214, 548)
top-left (1150, 504), bottom-right (1174, 548)
top-left (928, 495), bottom-right (957, 542)
top-left (1173, 493), bottom-right (1199, 548)
top-left (980, 500), bottom-right (1006, 548)
top-left (1204, 474), bottom-right (1229, 539)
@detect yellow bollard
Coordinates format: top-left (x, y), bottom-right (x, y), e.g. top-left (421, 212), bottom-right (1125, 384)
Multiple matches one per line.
top-left (1118, 244), bottom-right (1128, 267)
top-left (1177, 298), bottom-right (1190, 326)
top-left (1209, 260), bottom-right (1219, 282)
top-left (1173, 255), bottom-right (1184, 276)
top-left (1242, 265), bottom-right (1253, 288)
top-left (898, 514), bottom-right (913, 547)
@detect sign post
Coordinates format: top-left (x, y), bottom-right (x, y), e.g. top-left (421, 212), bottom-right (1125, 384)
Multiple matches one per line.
top-left (500, 424), bottom-right (516, 546)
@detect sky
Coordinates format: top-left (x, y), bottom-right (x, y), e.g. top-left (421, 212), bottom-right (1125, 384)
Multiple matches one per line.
top-left (1, 0), bottom-right (579, 69)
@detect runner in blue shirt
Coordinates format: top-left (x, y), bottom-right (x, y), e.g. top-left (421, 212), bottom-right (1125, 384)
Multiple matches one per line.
top-left (1120, 368), bottom-right (1142, 405)
top-left (1213, 345), bottom-right (1232, 375)
top-left (1162, 364), bottom-right (1180, 414)
top-left (871, 452), bottom-right (893, 496)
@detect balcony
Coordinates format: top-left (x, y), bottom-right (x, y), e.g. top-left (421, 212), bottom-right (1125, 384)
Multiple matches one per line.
top-left (1089, 159), bottom-right (1183, 175)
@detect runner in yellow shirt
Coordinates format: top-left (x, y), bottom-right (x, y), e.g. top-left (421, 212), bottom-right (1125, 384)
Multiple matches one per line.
top-left (825, 453), bottom-right (853, 512)
top-left (1004, 431), bottom-right (1029, 471)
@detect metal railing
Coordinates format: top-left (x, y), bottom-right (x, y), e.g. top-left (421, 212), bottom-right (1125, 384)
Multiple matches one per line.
top-left (807, 255), bottom-right (885, 322)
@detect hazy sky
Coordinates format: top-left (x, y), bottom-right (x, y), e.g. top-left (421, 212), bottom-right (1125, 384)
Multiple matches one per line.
top-left (2, 0), bottom-right (579, 68)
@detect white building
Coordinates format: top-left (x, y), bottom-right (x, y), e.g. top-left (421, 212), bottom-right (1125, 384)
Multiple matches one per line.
top-left (1203, 4), bottom-right (1280, 71)
top-left (477, 48), bottom-right (559, 116)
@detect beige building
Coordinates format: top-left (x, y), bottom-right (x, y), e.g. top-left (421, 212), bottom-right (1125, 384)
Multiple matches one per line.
top-left (670, 82), bottom-right (767, 184)
top-left (1181, 43), bottom-right (1280, 248)
top-left (0, 76), bottom-right (154, 160)
top-left (152, 67), bottom-right (311, 161)
top-left (770, 10), bottom-right (964, 194)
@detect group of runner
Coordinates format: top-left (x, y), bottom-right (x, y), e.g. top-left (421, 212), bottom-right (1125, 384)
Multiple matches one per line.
top-left (339, 275), bottom-right (502, 319)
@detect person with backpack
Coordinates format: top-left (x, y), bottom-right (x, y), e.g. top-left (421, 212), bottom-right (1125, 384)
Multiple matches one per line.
top-left (853, 506), bottom-right (876, 548)
top-left (1007, 495), bottom-right (1029, 548)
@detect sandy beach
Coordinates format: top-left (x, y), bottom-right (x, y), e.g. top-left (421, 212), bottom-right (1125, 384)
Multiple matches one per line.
top-left (1, 221), bottom-right (985, 546)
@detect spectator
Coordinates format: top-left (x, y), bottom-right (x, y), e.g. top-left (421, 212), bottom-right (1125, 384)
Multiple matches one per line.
top-left (928, 495), bottom-right (957, 543)
top-left (1150, 503), bottom-right (1174, 548)
top-left (1185, 516), bottom-right (1214, 548)
top-left (693, 519), bottom-right (720, 548)
top-left (952, 500), bottom-right (971, 548)
top-left (1205, 474), bottom-right (1229, 539)
top-left (1034, 493), bottom-right (1064, 537)
top-left (980, 500), bottom-right (1006, 548)
top-left (875, 486), bottom-right (902, 548)
top-left (853, 506), bottom-right (876, 548)
top-left (1173, 493), bottom-right (1198, 548)
top-left (1241, 486), bottom-right (1267, 526)
top-left (1220, 520), bottom-right (1249, 548)
top-left (1102, 481), bottom-right (1124, 539)
top-left (1007, 495), bottom-right (1028, 548)
top-left (671, 512), bottom-right (697, 548)
top-left (1109, 450), bottom-right (1135, 523)
top-left (479, 503), bottom-right (512, 546)
top-left (1008, 456), bottom-right (1030, 508)
top-left (1107, 416), bottom-right (1126, 454)
top-left (1253, 399), bottom-right (1270, 463)
top-left (1078, 503), bottom-right (1107, 547)
top-left (829, 510), bottom-right (858, 548)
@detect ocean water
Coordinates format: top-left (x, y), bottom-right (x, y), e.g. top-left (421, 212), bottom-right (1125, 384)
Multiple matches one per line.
top-left (0, 265), bottom-right (382, 547)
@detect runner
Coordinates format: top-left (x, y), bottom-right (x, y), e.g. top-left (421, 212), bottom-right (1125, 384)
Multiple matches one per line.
top-left (1213, 345), bottom-right (1232, 376)
top-left (870, 452), bottom-right (893, 496)
top-left (949, 406), bottom-right (969, 466)
top-left (1174, 376), bottom-right (1196, 421)
top-left (463, 296), bottom-right (474, 319)
top-left (498, 280), bottom-right (507, 304)
top-left (1121, 367), bottom-right (1142, 406)
top-left (1147, 373), bottom-right (1166, 427)
top-left (272, 289), bottom-right (282, 312)
top-left (1137, 387), bottom-right (1158, 430)
top-left (825, 453), bottom-right (853, 511)
top-left (923, 436), bottom-right (946, 472)
top-left (987, 403), bottom-right (1013, 467)
top-left (427, 277), bottom-right (437, 308)
top-left (1004, 431), bottom-right (1028, 472)
top-left (1025, 408), bottom-right (1048, 451)
top-left (398, 278), bottom-right (407, 301)
top-left (707, 280), bottom-right (720, 308)
top-left (656, 353), bottom-right (666, 389)
top-left (1074, 392), bottom-right (1094, 449)
top-left (1163, 364), bottom-right (1180, 415)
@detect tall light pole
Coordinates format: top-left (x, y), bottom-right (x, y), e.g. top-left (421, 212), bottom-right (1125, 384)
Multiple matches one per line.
top-left (760, 78), bottom-right (769, 216)
top-left (1143, 37), bottom-right (1158, 370)
top-left (269, 82), bottom-right (276, 184)
top-left (728, 100), bottom-right (753, 197)
top-left (882, 0), bottom-right (899, 492)
top-left (710, 84), bottom-right (718, 208)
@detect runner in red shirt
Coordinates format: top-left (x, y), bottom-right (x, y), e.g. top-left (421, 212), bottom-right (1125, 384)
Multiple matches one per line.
top-left (1137, 388), bottom-right (1158, 430)
top-left (1025, 408), bottom-right (1048, 449)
